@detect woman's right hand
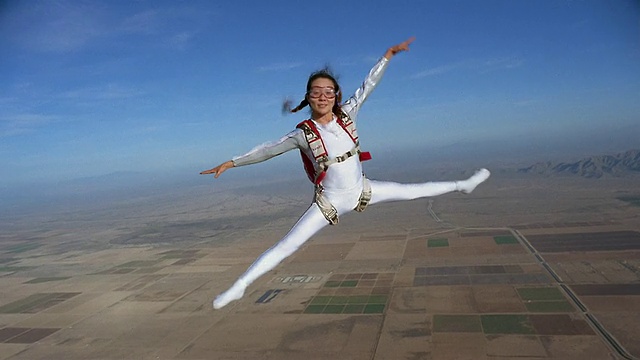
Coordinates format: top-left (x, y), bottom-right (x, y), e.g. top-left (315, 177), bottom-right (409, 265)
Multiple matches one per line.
top-left (384, 36), bottom-right (415, 59)
top-left (200, 160), bottom-right (234, 178)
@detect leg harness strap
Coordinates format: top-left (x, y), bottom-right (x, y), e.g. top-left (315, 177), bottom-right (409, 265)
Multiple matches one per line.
top-left (314, 185), bottom-right (339, 225)
top-left (314, 176), bottom-right (372, 225)
top-left (355, 177), bottom-right (372, 212)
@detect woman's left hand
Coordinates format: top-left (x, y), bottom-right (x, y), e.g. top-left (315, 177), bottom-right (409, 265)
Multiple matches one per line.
top-left (384, 37), bottom-right (416, 59)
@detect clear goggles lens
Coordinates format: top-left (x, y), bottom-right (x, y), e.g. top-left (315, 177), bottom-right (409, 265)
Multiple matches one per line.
top-left (307, 87), bottom-right (337, 99)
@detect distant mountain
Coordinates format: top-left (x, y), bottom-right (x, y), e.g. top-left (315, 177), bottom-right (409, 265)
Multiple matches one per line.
top-left (518, 149), bottom-right (640, 178)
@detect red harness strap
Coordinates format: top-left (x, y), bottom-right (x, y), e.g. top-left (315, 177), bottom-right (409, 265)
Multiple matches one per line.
top-left (296, 113), bottom-right (371, 185)
top-left (336, 114), bottom-right (371, 161)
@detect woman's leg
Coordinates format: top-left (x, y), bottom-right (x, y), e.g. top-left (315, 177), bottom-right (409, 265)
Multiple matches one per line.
top-left (213, 203), bottom-right (330, 309)
top-left (369, 168), bottom-right (490, 205)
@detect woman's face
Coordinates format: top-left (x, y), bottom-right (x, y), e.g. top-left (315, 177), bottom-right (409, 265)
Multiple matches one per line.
top-left (307, 77), bottom-right (337, 118)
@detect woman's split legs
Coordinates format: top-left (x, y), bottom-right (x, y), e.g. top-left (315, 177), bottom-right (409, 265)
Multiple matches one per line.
top-left (369, 168), bottom-right (490, 204)
top-left (213, 204), bottom-right (329, 309)
top-left (213, 168), bottom-right (490, 309)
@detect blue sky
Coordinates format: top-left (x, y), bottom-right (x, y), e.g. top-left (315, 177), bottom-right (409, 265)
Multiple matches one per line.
top-left (1, 0), bottom-right (639, 187)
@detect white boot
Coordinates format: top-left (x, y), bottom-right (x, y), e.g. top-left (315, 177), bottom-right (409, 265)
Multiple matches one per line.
top-left (213, 279), bottom-right (247, 309)
top-left (455, 168), bottom-right (490, 194)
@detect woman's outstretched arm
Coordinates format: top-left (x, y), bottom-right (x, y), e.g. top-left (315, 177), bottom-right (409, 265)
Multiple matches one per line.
top-left (200, 129), bottom-right (306, 178)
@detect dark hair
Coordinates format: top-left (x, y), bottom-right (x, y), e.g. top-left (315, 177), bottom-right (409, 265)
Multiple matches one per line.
top-left (283, 67), bottom-right (342, 117)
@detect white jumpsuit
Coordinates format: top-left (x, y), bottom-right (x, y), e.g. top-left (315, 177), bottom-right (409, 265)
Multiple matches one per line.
top-left (213, 57), bottom-right (490, 309)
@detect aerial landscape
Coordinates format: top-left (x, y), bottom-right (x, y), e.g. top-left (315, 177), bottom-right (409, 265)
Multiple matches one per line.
top-left (1, 149), bottom-right (639, 359)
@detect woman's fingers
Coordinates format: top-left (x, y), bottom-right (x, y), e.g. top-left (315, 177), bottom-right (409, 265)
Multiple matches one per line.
top-left (396, 36), bottom-right (415, 52)
top-left (201, 161), bottom-right (234, 178)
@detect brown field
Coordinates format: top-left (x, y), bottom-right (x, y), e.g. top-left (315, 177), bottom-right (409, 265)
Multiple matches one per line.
top-left (1, 172), bottom-right (639, 359)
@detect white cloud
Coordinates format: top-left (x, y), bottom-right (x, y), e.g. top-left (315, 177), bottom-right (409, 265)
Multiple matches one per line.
top-left (479, 57), bottom-right (524, 73)
top-left (0, 83), bottom-right (145, 138)
top-left (411, 61), bottom-right (468, 79)
top-left (165, 31), bottom-right (197, 51)
top-left (513, 99), bottom-right (538, 107)
top-left (411, 56), bottom-right (524, 79)
top-left (57, 84), bottom-right (146, 101)
top-left (120, 9), bottom-right (163, 35)
top-left (0, 113), bottom-right (58, 138)
top-left (257, 62), bottom-right (304, 72)
top-left (3, 1), bottom-right (107, 53)
top-left (117, 6), bottom-right (211, 50)
top-left (3, 2), bottom-right (210, 53)
top-left (0, 96), bottom-right (19, 106)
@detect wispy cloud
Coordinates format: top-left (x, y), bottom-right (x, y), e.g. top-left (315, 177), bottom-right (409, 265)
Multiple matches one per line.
top-left (6, 1), bottom-right (107, 53)
top-left (2, 77), bottom-right (140, 108)
top-left (512, 99), bottom-right (538, 107)
top-left (411, 61), bottom-right (469, 79)
top-left (411, 56), bottom-right (524, 79)
top-left (57, 84), bottom-right (146, 101)
top-left (3, 2), bottom-right (209, 53)
top-left (165, 31), bottom-right (197, 51)
top-left (479, 57), bottom-right (524, 73)
top-left (0, 83), bottom-right (146, 138)
top-left (570, 18), bottom-right (591, 31)
top-left (0, 114), bottom-right (58, 138)
top-left (0, 96), bottom-right (19, 107)
top-left (129, 124), bottom-right (167, 136)
top-left (334, 55), bottom-right (385, 68)
top-left (117, 6), bottom-right (211, 50)
top-left (119, 9), bottom-right (164, 35)
top-left (257, 62), bottom-right (304, 72)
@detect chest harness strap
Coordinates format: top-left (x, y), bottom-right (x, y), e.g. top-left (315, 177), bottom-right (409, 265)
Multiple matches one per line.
top-left (297, 114), bottom-right (373, 225)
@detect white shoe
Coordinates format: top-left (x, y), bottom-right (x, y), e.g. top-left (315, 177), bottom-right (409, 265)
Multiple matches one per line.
top-left (213, 281), bottom-right (246, 309)
top-left (456, 168), bottom-right (490, 194)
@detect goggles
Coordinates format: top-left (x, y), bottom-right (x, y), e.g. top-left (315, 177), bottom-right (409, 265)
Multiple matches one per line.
top-left (307, 87), bottom-right (338, 99)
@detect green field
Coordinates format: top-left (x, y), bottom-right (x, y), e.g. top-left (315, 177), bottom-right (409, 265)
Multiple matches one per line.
top-left (617, 196), bottom-right (640, 207)
top-left (2, 242), bottom-right (43, 254)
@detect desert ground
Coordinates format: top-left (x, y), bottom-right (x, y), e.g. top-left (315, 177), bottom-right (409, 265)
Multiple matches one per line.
top-left (0, 168), bottom-right (639, 359)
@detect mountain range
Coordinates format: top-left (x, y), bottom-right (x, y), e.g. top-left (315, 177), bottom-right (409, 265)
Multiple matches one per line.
top-left (518, 149), bottom-right (640, 178)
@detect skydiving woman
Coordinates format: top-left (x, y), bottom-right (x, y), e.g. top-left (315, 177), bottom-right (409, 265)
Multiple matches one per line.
top-left (201, 37), bottom-right (490, 309)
